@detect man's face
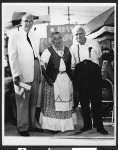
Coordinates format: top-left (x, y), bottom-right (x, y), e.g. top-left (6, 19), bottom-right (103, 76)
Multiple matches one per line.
top-left (21, 15), bottom-right (33, 33)
top-left (74, 28), bottom-right (85, 44)
top-left (52, 33), bottom-right (63, 48)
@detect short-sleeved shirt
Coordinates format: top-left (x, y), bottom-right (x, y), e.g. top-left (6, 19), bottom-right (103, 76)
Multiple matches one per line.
top-left (70, 38), bottom-right (102, 68)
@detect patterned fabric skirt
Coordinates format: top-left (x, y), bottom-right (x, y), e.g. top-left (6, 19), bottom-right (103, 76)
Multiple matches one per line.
top-left (39, 78), bottom-right (77, 132)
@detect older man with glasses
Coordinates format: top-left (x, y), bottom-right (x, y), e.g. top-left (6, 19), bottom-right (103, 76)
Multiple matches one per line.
top-left (8, 13), bottom-right (43, 136)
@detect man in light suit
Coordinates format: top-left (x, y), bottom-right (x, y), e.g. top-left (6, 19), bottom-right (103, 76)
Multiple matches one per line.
top-left (8, 13), bottom-right (43, 136)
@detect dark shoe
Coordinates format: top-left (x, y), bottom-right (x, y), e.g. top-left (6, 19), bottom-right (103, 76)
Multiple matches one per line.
top-left (19, 131), bottom-right (30, 136)
top-left (97, 128), bottom-right (109, 135)
top-left (28, 128), bottom-right (44, 132)
top-left (50, 130), bottom-right (60, 134)
top-left (34, 128), bottom-right (44, 132)
top-left (80, 127), bottom-right (92, 132)
top-left (44, 129), bottom-right (59, 134)
top-left (75, 131), bottom-right (83, 134)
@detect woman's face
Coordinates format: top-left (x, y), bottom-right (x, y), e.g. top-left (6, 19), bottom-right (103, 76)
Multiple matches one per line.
top-left (52, 33), bottom-right (63, 48)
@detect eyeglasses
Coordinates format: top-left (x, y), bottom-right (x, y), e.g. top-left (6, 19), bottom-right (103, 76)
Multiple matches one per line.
top-left (75, 32), bottom-right (84, 36)
top-left (53, 37), bottom-right (62, 41)
top-left (23, 20), bottom-right (33, 24)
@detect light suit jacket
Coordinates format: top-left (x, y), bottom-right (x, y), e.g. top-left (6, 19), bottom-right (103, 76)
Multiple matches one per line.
top-left (8, 29), bottom-right (41, 83)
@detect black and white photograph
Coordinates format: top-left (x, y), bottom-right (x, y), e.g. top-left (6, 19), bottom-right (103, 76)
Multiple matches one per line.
top-left (2, 2), bottom-right (116, 146)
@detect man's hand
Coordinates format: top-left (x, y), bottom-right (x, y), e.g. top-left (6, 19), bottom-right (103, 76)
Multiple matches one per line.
top-left (13, 76), bottom-right (20, 86)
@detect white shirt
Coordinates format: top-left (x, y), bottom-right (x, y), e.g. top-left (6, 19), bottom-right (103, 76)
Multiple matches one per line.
top-left (70, 38), bottom-right (102, 68)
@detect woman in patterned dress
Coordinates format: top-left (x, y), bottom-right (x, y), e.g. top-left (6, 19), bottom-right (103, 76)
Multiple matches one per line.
top-left (39, 32), bottom-right (77, 133)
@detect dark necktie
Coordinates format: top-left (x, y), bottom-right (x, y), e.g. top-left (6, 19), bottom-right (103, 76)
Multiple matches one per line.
top-left (88, 47), bottom-right (92, 58)
top-left (26, 33), bottom-right (36, 59)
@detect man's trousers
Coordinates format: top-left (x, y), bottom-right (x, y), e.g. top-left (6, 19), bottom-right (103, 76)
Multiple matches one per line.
top-left (14, 59), bottom-right (41, 132)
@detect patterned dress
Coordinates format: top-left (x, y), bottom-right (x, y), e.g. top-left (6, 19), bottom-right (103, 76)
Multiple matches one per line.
top-left (39, 46), bottom-right (77, 132)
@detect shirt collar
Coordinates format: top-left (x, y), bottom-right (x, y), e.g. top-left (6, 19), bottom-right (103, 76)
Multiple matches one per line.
top-left (20, 28), bottom-right (31, 37)
top-left (52, 44), bottom-right (64, 52)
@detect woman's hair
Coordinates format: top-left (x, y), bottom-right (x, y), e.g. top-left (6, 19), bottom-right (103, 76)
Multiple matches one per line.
top-left (50, 31), bottom-right (60, 38)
